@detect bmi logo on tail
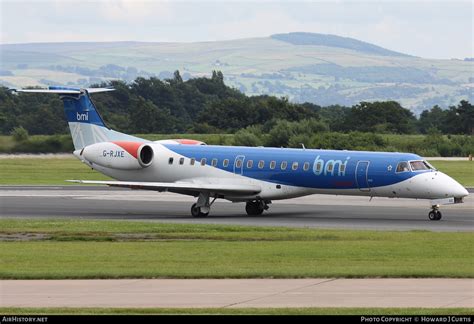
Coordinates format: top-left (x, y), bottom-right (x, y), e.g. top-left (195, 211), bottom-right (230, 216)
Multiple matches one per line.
top-left (76, 112), bottom-right (89, 121)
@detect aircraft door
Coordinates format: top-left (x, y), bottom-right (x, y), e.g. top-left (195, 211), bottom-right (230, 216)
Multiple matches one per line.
top-left (355, 161), bottom-right (370, 192)
top-left (234, 155), bottom-right (245, 175)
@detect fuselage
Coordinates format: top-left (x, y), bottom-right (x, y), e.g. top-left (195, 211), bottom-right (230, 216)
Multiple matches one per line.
top-left (17, 86), bottom-right (469, 219)
top-left (83, 143), bottom-right (469, 202)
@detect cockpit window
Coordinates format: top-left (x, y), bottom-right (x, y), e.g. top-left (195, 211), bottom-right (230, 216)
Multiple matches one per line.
top-left (396, 161), bottom-right (410, 173)
top-left (410, 160), bottom-right (433, 171)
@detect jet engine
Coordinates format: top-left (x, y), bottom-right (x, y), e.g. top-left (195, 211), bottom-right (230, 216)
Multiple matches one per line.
top-left (81, 141), bottom-right (153, 170)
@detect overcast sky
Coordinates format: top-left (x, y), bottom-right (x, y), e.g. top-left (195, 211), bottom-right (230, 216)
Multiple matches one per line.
top-left (1, 0), bottom-right (472, 59)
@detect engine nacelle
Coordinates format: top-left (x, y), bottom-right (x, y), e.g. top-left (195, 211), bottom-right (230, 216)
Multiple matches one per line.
top-left (81, 141), bottom-right (153, 170)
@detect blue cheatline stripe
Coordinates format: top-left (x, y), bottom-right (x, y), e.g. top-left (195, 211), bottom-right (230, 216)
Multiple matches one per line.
top-left (164, 144), bottom-right (427, 190)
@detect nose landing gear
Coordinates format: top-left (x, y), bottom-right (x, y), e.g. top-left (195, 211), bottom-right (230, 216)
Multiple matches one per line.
top-left (428, 206), bottom-right (442, 221)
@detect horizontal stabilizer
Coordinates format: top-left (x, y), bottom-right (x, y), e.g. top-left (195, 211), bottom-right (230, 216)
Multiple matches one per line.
top-left (12, 89), bottom-right (81, 94)
top-left (67, 180), bottom-right (261, 195)
top-left (10, 87), bottom-right (114, 94)
top-left (86, 88), bottom-right (115, 94)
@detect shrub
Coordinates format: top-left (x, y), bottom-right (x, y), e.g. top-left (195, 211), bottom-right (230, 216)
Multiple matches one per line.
top-left (233, 129), bottom-right (262, 147)
top-left (11, 126), bottom-right (29, 142)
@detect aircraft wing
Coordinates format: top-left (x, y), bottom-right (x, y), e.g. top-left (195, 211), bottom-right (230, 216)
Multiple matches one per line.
top-left (67, 180), bottom-right (261, 195)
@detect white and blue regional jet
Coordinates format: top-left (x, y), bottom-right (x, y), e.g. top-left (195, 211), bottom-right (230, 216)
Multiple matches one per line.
top-left (13, 87), bottom-right (469, 220)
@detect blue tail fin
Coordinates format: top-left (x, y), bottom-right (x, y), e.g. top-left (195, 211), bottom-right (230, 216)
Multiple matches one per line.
top-left (52, 86), bottom-right (108, 127)
top-left (14, 86), bottom-right (145, 150)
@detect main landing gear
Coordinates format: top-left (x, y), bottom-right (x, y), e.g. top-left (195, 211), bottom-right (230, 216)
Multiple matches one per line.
top-left (191, 192), bottom-right (216, 218)
top-left (428, 205), bottom-right (442, 221)
top-left (245, 200), bottom-right (270, 216)
top-left (190, 194), bottom-right (271, 217)
top-left (191, 203), bottom-right (209, 218)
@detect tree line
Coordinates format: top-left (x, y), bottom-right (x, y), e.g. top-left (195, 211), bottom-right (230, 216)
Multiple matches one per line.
top-left (0, 71), bottom-right (472, 136)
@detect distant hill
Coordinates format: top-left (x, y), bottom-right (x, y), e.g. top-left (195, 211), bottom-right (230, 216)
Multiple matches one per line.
top-left (1, 33), bottom-right (472, 113)
top-left (271, 32), bottom-right (410, 57)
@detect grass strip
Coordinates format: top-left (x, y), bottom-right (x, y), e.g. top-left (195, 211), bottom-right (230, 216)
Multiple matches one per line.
top-left (1, 219), bottom-right (472, 279)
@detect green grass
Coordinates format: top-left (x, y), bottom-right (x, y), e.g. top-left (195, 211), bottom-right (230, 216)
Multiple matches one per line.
top-left (0, 157), bottom-right (471, 186)
top-left (0, 157), bottom-right (110, 184)
top-left (430, 161), bottom-right (474, 187)
top-left (0, 133), bottom-right (234, 152)
top-left (1, 219), bottom-right (473, 279)
top-left (0, 307), bottom-right (472, 315)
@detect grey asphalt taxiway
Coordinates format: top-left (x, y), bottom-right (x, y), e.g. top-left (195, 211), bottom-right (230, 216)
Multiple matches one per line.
top-left (1, 186), bottom-right (472, 231)
top-left (2, 279), bottom-right (473, 308)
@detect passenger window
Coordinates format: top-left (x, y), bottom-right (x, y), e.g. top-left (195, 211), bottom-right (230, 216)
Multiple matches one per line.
top-left (270, 161), bottom-right (276, 169)
top-left (168, 157), bottom-right (174, 165)
top-left (190, 158), bottom-right (195, 166)
top-left (292, 162), bottom-right (298, 170)
top-left (235, 160), bottom-right (242, 168)
top-left (179, 157), bottom-right (184, 165)
top-left (327, 162), bottom-right (333, 172)
top-left (281, 161), bottom-right (287, 170)
top-left (396, 161), bottom-right (410, 172)
top-left (303, 162), bottom-right (310, 171)
top-left (247, 160), bottom-right (253, 168)
top-left (315, 161), bottom-right (322, 173)
top-left (258, 160), bottom-right (264, 169)
top-left (223, 159), bottom-right (229, 167)
top-left (339, 164), bottom-right (345, 173)
top-left (201, 158), bottom-right (207, 166)
top-left (211, 158), bottom-right (218, 167)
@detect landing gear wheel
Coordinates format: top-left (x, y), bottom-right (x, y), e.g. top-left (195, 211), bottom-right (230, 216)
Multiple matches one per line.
top-left (428, 211), bottom-right (437, 221)
top-left (428, 210), bottom-right (442, 221)
top-left (245, 201), bottom-right (264, 216)
top-left (191, 203), bottom-right (209, 218)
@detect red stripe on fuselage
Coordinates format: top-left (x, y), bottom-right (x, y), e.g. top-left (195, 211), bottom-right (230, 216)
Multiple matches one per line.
top-left (111, 141), bottom-right (142, 159)
top-left (173, 139), bottom-right (203, 145)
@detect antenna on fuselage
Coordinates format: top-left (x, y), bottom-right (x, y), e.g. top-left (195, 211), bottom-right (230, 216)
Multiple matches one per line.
top-left (300, 143), bottom-right (306, 150)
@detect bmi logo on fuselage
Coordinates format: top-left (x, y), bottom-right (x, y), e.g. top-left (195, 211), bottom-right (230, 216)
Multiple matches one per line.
top-left (313, 155), bottom-right (350, 176)
top-left (76, 112), bottom-right (89, 121)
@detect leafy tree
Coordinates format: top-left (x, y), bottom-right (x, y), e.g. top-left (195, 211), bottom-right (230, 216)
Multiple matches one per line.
top-left (172, 70), bottom-right (183, 84)
top-left (0, 75), bottom-right (471, 137)
top-left (129, 97), bottom-right (175, 133)
top-left (318, 105), bottom-right (350, 132)
top-left (418, 105), bottom-right (447, 134)
top-left (344, 101), bottom-right (417, 134)
top-left (455, 100), bottom-right (474, 135)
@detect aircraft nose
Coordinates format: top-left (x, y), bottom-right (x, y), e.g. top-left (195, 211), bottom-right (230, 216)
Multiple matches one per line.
top-left (438, 172), bottom-right (469, 198)
top-left (456, 183), bottom-right (469, 198)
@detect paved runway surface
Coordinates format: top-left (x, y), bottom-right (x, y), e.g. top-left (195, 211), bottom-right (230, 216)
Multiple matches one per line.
top-left (1, 186), bottom-right (472, 231)
top-left (1, 279), bottom-right (472, 308)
